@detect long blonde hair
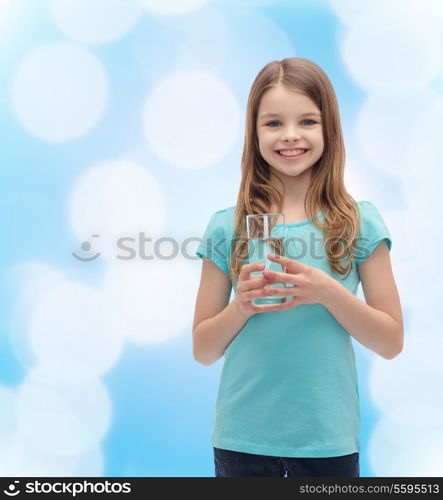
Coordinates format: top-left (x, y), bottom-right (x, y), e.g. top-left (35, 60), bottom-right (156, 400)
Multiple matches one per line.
top-left (229, 57), bottom-right (360, 285)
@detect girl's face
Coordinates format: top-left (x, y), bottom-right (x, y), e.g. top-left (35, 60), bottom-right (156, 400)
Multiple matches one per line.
top-left (256, 84), bottom-right (324, 179)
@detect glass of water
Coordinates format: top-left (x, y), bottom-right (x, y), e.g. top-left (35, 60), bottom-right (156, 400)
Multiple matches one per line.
top-left (246, 213), bottom-right (287, 305)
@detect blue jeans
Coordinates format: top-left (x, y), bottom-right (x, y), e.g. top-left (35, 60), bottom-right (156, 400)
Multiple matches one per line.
top-left (214, 447), bottom-right (360, 477)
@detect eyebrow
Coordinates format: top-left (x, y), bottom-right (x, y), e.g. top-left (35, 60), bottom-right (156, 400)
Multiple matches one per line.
top-left (259, 111), bottom-right (321, 119)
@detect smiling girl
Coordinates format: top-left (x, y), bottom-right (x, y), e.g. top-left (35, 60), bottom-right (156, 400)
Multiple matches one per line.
top-left (193, 57), bottom-right (403, 477)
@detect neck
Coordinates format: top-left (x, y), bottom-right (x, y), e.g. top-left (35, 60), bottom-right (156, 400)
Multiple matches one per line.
top-left (269, 167), bottom-right (312, 212)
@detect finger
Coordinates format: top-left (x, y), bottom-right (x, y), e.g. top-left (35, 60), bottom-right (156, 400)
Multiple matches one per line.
top-left (246, 275), bottom-right (272, 290)
top-left (239, 262), bottom-right (265, 279)
top-left (262, 269), bottom-right (298, 284)
top-left (267, 254), bottom-right (306, 271)
top-left (263, 285), bottom-right (298, 296)
top-left (243, 285), bottom-right (276, 301)
top-left (238, 275), bottom-right (271, 294)
top-left (238, 278), bottom-right (268, 296)
top-left (251, 296), bottom-right (301, 313)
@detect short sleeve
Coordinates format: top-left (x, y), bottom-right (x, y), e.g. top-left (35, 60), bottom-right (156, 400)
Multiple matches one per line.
top-left (196, 209), bottom-right (230, 275)
top-left (354, 201), bottom-right (392, 266)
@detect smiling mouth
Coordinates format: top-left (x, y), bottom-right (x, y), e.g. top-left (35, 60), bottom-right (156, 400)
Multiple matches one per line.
top-left (275, 149), bottom-right (309, 159)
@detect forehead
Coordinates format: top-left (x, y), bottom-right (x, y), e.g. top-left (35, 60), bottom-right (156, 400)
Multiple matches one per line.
top-left (258, 85), bottom-right (320, 115)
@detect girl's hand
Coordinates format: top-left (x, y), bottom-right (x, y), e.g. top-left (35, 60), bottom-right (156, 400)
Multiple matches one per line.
top-left (260, 254), bottom-right (335, 311)
top-left (233, 262), bottom-right (275, 317)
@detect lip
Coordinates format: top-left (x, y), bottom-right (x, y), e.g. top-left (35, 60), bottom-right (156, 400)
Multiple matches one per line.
top-left (275, 149), bottom-right (309, 160)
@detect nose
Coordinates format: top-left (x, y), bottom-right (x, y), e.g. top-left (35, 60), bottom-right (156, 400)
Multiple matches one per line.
top-left (282, 126), bottom-right (302, 142)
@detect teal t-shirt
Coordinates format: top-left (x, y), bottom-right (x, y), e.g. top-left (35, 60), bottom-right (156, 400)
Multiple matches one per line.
top-left (196, 201), bottom-right (392, 458)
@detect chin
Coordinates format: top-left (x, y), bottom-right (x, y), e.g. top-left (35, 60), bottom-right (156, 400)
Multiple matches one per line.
top-left (271, 165), bottom-right (313, 177)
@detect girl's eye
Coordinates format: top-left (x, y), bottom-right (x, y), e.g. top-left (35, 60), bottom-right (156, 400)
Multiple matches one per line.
top-left (265, 119), bottom-right (316, 127)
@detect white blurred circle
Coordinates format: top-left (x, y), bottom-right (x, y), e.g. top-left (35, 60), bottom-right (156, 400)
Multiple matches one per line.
top-left (408, 295), bottom-right (443, 337)
top-left (16, 377), bottom-right (111, 457)
top-left (405, 181), bottom-right (443, 276)
top-left (8, 262), bottom-right (67, 370)
top-left (405, 188), bottom-right (442, 247)
top-left (0, 0), bottom-right (13, 21)
top-left (6, 261), bottom-right (66, 291)
top-left (344, 145), bottom-right (386, 200)
top-left (11, 43), bottom-right (108, 141)
top-left (381, 206), bottom-right (441, 314)
top-left (218, 8), bottom-right (295, 98)
top-left (4, 436), bottom-right (104, 476)
top-left (369, 413), bottom-right (443, 476)
top-left (368, 340), bottom-right (438, 414)
top-left (228, 0), bottom-right (280, 4)
top-left (414, 443), bottom-right (443, 476)
top-left (404, 94), bottom-right (443, 196)
top-left (402, 330), bottom-right (443, 377)
top-left (5, 436), bottom-right (79, 476)
top-left (174, 8), bottom-right (230, 72)
top-left (343, 152), bottom-right (374, 201)
top-left (378, 400), bottom-right (443, 432)
top-left (328, 0), bottom-right (385, 25)
top-left (69, 160), bottom-right (166, 260)
top-left (102, 257), bottom-right (199, 344)
top-left (137, 0), bottom-right (210, 15)
top-left (142, 70), bottom-right (241, 169)
top-left (74, 448), bottom-right (104, 476)
top-left (49, 0), bottom-right (142, 45)
top-left (330, 0), bottom-right (443, 29)
top-left (0, 385), bottom-right (17, 456)
top-left (356, 90), bottom-right (437, 176)
top-left (341, 2), bottom-right (441, 91)
top-left (28, 281), bottom-right (124, 380)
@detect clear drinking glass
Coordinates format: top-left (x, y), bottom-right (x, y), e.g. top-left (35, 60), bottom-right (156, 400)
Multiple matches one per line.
top-left (246, 213), bottom-right (287, 305)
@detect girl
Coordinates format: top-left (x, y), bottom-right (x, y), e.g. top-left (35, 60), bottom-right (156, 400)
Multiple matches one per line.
top-left (192, 57), bottom-right (403, 478)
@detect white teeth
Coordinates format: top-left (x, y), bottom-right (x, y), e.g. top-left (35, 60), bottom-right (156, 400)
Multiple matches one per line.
top-left (278, 149), bottom-right (306, 156)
